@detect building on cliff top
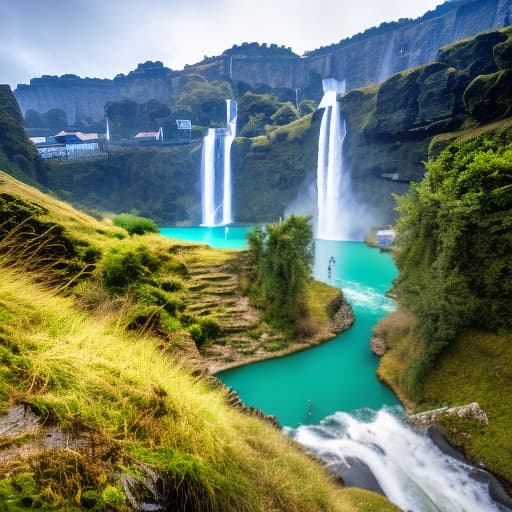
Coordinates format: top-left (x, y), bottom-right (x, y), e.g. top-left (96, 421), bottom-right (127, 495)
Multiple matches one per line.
top-left (30, 131), bottom-right (101, 160)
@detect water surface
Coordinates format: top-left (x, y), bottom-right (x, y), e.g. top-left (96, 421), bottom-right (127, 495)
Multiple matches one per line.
top-left (160, 225), bottom-right (251, 249)
top-left (218, 239), bottom-right (399, 427)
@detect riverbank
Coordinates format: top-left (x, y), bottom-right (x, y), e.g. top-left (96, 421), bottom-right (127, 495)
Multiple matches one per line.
top-left (205, 280), bottom-right (355, 374)
top-left (372, 307), bottom-right (512, 491)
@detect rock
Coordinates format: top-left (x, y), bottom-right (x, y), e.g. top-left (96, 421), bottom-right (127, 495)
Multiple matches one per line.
top-left (328, 458), bottom-right (385, 496)
top-left (370, 335), bottom-right (387, 356)
top-left (408, 402), bottom-right (489, 429)
top-left (328, 295), bottom-right (355, 333)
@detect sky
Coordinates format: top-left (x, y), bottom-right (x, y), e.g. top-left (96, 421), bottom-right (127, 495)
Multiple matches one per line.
top-left (0, 0), bottom-right (446, 89)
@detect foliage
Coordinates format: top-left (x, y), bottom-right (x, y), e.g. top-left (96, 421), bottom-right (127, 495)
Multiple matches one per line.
top-left (188, 317), bottom-right (221, 347)
top-left (247, 215), bottom-right (313, 323)
top-left (113, 213), bottom-right (159, 235)
top-left (270, 102), bottom-right (298, 126)
top-left (172, 75), bottom-right (234, 127)
top-left (105, 99), bottom-right (172, 139)
top-left (99, 244), bottom-right (161, 294)
top-left (0, 85), bottom-right (47, 186)
top-left (394, 133), bottom-right (512, 394)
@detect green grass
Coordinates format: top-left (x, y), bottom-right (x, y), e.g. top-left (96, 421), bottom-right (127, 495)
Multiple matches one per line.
top-left (376, 309), bottom-right (512, 483)
top-left (420, 330), bottom-right (512, 481)
top-left (0, 171), bottom-right (399, 511)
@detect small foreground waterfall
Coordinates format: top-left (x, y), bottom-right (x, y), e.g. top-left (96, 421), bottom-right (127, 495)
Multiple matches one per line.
top-left (316, 78), bottom-right (347, 240)
top-left (201, 99), bottom-right (237, 226)
top-left (287, 409), bottom-right (507, 512)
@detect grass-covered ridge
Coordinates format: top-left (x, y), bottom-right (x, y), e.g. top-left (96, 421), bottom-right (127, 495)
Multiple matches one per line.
top-left (0, 171), bottom-right (397, 511)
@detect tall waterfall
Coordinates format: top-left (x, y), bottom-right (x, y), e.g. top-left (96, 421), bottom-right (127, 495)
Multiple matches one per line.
top-left (201, 99), bottom-right (237, 226)
top-left (316, 78), bottom-right (347, 240)
top-left (288, 409), bottom-right (507, 512)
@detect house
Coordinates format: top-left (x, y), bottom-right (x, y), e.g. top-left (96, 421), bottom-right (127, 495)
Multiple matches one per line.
top-left (30, 131), bottom-right (101, 160)
top-left (375, 229), bottom-right (396, 249)
top-left (133, 127), bottom-right (163, 143)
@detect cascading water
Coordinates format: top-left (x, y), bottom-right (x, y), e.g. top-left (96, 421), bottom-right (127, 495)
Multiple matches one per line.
top-left (377, 34), bottom-right (396, 83)
top-left (316, 78), bottom-right (348, 241)
top-left (287, 409), bottom-right (508, 512)
top-left (201, 99), bottom-right (237, 226)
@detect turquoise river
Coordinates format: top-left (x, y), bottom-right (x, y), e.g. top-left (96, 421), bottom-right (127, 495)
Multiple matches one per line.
top-left (161, 226), bottom-right (506, 512)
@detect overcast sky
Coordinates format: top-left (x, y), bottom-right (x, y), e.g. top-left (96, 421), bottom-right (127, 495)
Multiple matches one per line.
top-left (0, 0), bottom-right (445, 89)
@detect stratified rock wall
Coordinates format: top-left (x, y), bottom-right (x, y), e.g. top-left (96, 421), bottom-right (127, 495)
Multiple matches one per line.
top-left (13, 0), bottom-right (509, 124)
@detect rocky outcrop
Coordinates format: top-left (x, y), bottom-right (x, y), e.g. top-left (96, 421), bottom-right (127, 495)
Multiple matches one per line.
top-left (328, 294), bottom-right (355, 333)
top-left (408, 402), bottom-right (489, 429)
top-left (370, 335), bottom-right (387, 357)
top-left (0, 85), bottom-right (47, 185)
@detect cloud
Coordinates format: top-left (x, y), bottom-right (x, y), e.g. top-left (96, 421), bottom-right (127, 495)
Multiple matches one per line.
top-left (0, 0), bottom-right (444, 88)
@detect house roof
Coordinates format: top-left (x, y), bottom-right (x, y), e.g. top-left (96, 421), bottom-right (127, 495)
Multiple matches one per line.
top-left (29, 137), bottom-right (46, 144)
top-left (55, 131), bottom-right (99, 141)
top-left (134, 131), bottom-right (160, 139)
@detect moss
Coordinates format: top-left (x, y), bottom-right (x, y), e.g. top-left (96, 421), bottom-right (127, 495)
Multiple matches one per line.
top-left (464, 69), bottom-right (512, 122)
top-left (438, 30), bottom-right (506, 74)
top-left (493, 36), bottom-right (512, 70)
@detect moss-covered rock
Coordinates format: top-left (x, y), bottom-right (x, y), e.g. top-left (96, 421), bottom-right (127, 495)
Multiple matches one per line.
top-left (368, 62), bottom-right (471, 139)
top-left (463, 69), bottom-right (512, 122)
top-left (437, 30), bottom-right (507, 77)
top-left (233, 114), bottom-right (319, 223)
top-left (493, 36), bottom-right (512, 70)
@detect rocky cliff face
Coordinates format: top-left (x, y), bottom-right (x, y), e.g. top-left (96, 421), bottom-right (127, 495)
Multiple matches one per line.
top-left (14, 0), bottom-right (511, 126)
top-left (0, 85), bottom-right (47, 185)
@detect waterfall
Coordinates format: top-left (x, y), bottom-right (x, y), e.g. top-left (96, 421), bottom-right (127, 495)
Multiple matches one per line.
top-left (316, 78), bottom-right (347, 240)
top-left (377, 34), bottom-right (396, 83)
top-left (287, 409), bottom-right (506, 512)
top-left (201, 99), bottom-right (237, 226)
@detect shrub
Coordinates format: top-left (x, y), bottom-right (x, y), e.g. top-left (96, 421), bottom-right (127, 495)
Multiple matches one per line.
top-left (188, 318), bottom-right (221, 347)
top-left (113, 213), bottom-right (159, 235)
top-left (99, 244), bottom-right (161, 294)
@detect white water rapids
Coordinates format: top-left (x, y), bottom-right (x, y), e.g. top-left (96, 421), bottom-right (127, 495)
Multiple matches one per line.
top-left (287, 409), bottom-right (507, 512)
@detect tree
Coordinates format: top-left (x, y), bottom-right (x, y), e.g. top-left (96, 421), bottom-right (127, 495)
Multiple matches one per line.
top-left (247, 215), bottom-right (313, 322)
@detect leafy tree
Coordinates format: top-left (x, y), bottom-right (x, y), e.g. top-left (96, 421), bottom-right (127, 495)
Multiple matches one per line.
top-left (247, 215), bottom-right (313, 322)
top-left (394, 133), bottom-right (512, 393)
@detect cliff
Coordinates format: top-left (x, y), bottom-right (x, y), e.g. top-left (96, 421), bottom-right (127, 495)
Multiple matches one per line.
top-left (0, 85), bottom-right (47, 185)
top-left (14, 0), bottom-right (511, 126)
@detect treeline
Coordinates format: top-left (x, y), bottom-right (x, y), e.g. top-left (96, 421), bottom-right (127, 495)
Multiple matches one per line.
top-left (394, 126), bottom-right (512, 394)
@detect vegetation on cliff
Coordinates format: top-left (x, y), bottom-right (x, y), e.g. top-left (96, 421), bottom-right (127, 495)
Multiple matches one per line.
top-left (376, 119), bottom-right (512, 485)
top-left (0, 171), bottom-right (397, 511)
top-left (0, 86), bottom-right (47, 187)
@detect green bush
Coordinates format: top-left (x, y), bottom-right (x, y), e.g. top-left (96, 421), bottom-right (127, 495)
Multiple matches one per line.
top-left (394, 132), bottom-right (512, 394)
top-left (99, 245), bottom-right (161, 294)
top-left (188, 317), bottom-right (221, 347)
top-left (136, 284), bottom-right (184, 316)
top-left (247, 215), bottom-right (313, 323)
top-left (113, 213), bottom-right (159, 236)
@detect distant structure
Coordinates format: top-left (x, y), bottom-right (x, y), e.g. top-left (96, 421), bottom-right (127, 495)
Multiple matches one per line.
top-left (133, 127), bottom-right (163, 143)
top-left (176, 120), bottom-right (192, 142)
top-left (30, 131), bottom-right (101, 160)
top-left (375, 229), bottom-right (396, 249)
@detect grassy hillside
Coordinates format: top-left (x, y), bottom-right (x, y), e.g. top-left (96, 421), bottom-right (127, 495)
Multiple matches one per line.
top-left (0, 171), bottom-right (397, 511)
